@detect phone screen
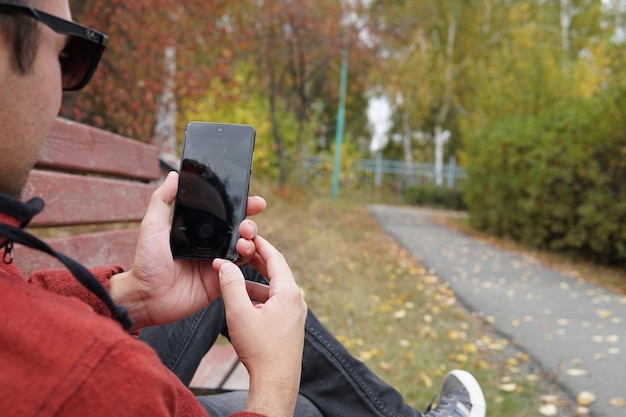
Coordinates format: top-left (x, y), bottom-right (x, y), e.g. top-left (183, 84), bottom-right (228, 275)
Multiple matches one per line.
top-left (170, 122), bottom-right (255, 261)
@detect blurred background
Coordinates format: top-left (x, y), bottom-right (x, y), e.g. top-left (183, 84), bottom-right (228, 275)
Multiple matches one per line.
top-left (65, 0), bottom-right (626, 265)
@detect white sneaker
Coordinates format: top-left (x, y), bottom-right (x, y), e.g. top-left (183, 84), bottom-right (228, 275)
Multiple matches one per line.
top-left (424, 370), bottom-right (486, 417)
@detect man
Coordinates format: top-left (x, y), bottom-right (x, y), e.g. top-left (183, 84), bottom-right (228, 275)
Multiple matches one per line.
top-left (0, 1), bottom-right (486, 417)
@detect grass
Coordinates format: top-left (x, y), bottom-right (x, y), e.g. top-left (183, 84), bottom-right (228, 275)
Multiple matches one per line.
top-left (251, 182), bottom-right (578, 416)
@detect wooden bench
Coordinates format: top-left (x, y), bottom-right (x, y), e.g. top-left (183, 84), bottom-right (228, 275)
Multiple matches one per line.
top-left (15, 117), bottom-right (247, 392)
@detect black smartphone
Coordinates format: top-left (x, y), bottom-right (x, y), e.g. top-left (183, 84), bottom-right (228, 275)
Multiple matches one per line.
top-left (170, 122), bottom-right (255, 261)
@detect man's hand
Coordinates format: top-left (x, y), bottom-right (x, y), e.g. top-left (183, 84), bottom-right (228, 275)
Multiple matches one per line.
top-left (213, 236), bottom-right (307, 417)
top-left (109, 171), bottom-right (267, 331)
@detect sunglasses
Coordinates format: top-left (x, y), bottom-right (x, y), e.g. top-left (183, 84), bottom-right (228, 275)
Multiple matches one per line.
top-left (0, 3), bottom-right (108, 91)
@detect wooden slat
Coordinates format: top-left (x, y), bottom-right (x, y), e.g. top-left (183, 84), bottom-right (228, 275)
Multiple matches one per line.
top-left (14, 229), bottom-right (140, 277)
top-left (22, 170), bottom-right (157, 227)
top-left (36, 118), bottom-right (161, 181)
top-left (190, 344), bottom-right (242, 389)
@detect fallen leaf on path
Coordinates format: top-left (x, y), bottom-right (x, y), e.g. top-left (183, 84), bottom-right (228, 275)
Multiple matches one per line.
top-left (526, 374), bottom-right (540, 382)
top-left (609, 397), bottom-right (626, 408)
top-left (576, 406), bottom-right (590, 415)
top-left (538, 403), bottom-right (558, 416)
top-left (566, 369), bottom-right (589, 377)
top-left (540, 394), bottom-right (559, 404)
top-left (577, 391), bottom-right (596, 406)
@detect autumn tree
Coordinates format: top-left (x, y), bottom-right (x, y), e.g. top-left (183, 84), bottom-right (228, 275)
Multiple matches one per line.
top-left (64, 0), bottom-right (236, 142)
top-left (365, 0), bottom-right (485, 187)
top-left (230, 0), bottom-right (373, 186)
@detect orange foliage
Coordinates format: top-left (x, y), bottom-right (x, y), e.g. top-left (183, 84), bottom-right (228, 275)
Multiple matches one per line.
top-left (63, 1), bottom-right (236, 141)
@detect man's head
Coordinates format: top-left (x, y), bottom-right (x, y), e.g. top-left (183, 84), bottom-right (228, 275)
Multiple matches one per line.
top-left (0, 0), bottom-right (106, 198)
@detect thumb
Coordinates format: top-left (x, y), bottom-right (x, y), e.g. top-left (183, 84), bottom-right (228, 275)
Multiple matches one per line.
top-left (142, 171), bottom-right (178, 229)
top-left (218, 262), bottom-right (252, 314)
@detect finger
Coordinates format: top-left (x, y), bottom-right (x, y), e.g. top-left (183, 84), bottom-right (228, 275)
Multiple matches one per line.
top-left (245, 280), bottom-right (270, 303)
top-left (245, 196), bottom-right (267, 217)
top-left (156, 171), bottom-right (179, 206)
top-left (248, 251), bottom-right (268, 278)
top-left (252, 236), bottom-right (294, 287)
top-left (235, 237), bottom-right (256, 264)
top-left (217, 261), bottom-right (252, 314)
top-left (212, 258), bottom-right (232, 273)
top-left (141, 171), bottom-right (178, 229)
top-left (238, 219), bottom-right (258, 240)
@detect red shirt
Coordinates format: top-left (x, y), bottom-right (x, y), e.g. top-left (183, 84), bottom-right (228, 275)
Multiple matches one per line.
top-left (0, 252), bottom-right (264, 417)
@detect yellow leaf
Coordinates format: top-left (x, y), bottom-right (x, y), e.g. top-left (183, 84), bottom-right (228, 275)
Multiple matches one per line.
top-left (476, 359), bottom-right (490, 369)
top-left (448, 330), bottom-right (462, 340)
top-left (566, 369), bottom-right (589, 377)
top-left (540, 394), bottom-right (559, 404)
top-left (378, 362), bottom-right (391, 373)
top-left (577, 391), bottom-right (596, 406)
top-left (463, 343), bottom-right (478, 354)
top-left (539, 404), bottom-right (558, 416)
top-left (419, 371), bottom-right (433, 388)
top-left (498, 383), bottom-right (517, 392)
top-left (393, 309), bottom-right (407, 319)
top-left (526, 374), bottom-right (540, 383)
top-left (357, 348), bottom-right (380, 361)
top-left (451, 353), bottom-right (468, 364)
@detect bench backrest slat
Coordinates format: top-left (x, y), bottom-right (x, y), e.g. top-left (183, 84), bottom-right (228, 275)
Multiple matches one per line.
top-left (15, 118), bottom-right (164, 277)
top-left (37, 118), bottom-right (162, 180)
top-left (16, 229), bottom-right (140, 275)
top-left (23, 170), bottom-right (157, 227)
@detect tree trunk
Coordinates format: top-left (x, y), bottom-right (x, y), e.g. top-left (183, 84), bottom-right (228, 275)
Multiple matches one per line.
top-left (152, 46), bottom-right (178, 168)
top-left (560, 0), bottom-right (572, 54)
top-left (433, 9), bottom-right (457, 186)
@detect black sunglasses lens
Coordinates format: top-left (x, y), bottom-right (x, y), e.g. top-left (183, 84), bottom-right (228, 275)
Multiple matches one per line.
top-left (60, 36), bottom-right (98, 90)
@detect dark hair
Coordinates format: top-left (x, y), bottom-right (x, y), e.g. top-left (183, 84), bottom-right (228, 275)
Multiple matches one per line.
top-left (0, 0), bottom-right (40, 74)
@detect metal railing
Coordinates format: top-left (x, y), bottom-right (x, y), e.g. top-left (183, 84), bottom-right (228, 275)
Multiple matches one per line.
top-left (301, 153), bottom-right (467, 190)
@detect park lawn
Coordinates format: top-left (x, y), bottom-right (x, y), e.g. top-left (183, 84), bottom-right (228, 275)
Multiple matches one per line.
top-left (252, 184), bottom-right (578, 417)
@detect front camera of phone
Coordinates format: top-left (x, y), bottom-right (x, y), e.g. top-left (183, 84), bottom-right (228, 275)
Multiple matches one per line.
top-left (217, 126), bottom-right (224, 133)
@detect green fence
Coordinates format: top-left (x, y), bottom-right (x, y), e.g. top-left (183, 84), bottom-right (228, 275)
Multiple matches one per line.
top-left (301, 153), bottom-right (467, 191)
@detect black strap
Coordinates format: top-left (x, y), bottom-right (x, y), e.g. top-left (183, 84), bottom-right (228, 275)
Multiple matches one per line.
top-left (0, 223), bottom-right (134, 332)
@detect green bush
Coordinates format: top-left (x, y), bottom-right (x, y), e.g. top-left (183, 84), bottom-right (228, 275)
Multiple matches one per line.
top-left (465, 91), bottom-right (626, 263)
top-left (404, 184), bottom-right (466, 211)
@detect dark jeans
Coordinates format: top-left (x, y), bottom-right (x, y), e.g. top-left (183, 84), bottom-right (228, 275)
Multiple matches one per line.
top-left (140, 265), bottom-right (422, 417)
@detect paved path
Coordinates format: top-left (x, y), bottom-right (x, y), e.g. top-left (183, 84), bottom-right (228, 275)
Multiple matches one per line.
top-left (369, 205), bottom-right (626, 417)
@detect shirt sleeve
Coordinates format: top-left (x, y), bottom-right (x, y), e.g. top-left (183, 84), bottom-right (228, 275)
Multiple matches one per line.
top-left (57, 338), bottom-right (269, 417)
top-left (56, 337), bottom-right (210, 417)
top-left (27, 265), bottom-right (124, 317)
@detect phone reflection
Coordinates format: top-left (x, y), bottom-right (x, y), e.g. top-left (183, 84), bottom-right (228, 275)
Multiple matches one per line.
top-left (170, 158), bottom-right (235, 259)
